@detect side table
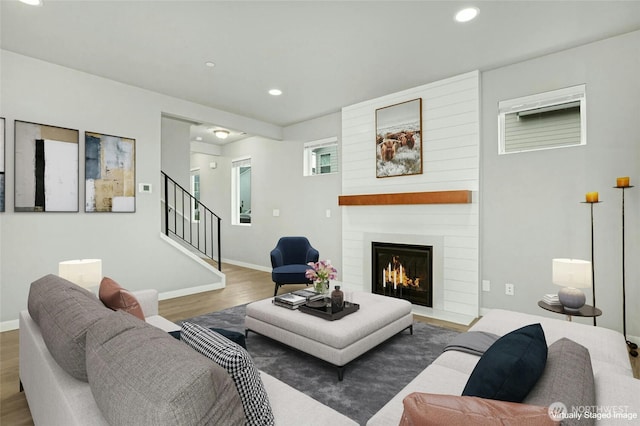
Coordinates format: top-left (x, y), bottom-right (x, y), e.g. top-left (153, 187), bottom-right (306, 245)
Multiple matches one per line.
top-left (538, 300), bottom-right (602, 323)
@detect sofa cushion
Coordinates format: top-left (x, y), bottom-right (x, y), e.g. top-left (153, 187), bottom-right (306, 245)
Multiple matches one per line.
top-left (463, 323), bottom-right (547, 403)
top-left (98, 276), bottom-right (145, 320)
top-left (27, 274), bottom-right (112, 381)
top-left (399, 392), bottom-right (558, 426)
top-left (524, 338), bottom-right (595, 426)
top-left (85, 311), bottom-right (244, 426)
top-left (181, 321), bottom-right (275, 426)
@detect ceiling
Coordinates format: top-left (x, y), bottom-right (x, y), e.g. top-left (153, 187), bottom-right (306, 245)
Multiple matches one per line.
top-left (2, 1), bottom-right (640, 142)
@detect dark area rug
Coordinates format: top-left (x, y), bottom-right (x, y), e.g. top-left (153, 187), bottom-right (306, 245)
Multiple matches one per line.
top-left (180, 304), bottom-right (459, 425)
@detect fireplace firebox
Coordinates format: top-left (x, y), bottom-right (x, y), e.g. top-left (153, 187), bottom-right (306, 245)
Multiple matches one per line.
top-left (372, 242), bottom-right (433, 307)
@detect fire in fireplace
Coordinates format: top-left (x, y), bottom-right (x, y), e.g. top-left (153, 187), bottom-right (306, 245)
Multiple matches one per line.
top-left (371, 242), bottom-right (433, 307)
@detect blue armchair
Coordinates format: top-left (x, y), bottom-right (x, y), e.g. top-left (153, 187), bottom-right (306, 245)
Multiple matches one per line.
top-left (270, 237), bottom-right (319, 296)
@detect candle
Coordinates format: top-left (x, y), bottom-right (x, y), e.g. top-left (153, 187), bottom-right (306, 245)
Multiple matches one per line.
top-left (617, 176), bottom-right (630, 187)
top-left (399, 265), bottom-right (403, 284)
top-left (585, 192), bottom-right (599, 203)
top-left (394, 270), bottom-right (397, 289)
top-left (382, 269), bottom-right (386, 287)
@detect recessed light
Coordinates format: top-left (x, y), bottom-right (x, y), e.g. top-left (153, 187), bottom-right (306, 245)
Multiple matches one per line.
top-left (268, 89), bottom-right (282, 96)
top-left (205, 61), bottom-right (215, 68)
top-left (195, 136), bottom-right (203, 141)
top-left (455, 7), bottom-right (479, 23)
top-left (19, 0), bottom-right (43, 5)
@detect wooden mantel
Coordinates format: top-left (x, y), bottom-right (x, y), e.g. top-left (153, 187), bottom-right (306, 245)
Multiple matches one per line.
top-left (338, 190), bottom-right (472, 206)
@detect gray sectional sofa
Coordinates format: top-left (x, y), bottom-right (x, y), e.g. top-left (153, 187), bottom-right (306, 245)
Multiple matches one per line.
top-left (19, 274), bottom-right (356, 426)
top-left (19, 274), bottom-right (640, 425)
top-left (368, 309), bottom-right (640, 425)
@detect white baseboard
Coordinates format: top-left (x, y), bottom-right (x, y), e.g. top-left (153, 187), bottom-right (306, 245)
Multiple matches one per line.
top-left (158, 282), bottom-right (225, 300)
top-left (1, 319), bottom-right (19, 332)
top-left (221, 258), bottom-right (271, 273)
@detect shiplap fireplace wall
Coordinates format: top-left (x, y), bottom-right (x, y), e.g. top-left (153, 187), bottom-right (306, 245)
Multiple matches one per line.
top-left (340, 71), bottom-right (480, 325)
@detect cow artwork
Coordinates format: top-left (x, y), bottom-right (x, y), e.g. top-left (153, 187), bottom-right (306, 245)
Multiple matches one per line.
top-left (375, 98), bottom-right (422, 178)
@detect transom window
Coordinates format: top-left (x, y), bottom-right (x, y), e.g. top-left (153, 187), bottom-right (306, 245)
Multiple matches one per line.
top-left (304, 137), bottom-right (338, 176)
top-left (498, 85), bottom-right (586, 155)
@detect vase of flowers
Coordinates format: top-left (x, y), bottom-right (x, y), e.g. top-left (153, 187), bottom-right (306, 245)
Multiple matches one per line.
top-left (306, 260), bottom-right (337, 295)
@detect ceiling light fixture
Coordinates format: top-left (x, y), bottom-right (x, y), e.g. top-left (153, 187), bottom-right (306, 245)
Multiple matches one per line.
top-left (214, 130), bottom-right (230, 139)
top-left (19, 0), bottom-right (43, 5)
top-left (205, 61), bottom-right (215, 68)
top-left (268, 89), bottom-right (282, 96)
top-left (455, 7), bottom-right (479, 23)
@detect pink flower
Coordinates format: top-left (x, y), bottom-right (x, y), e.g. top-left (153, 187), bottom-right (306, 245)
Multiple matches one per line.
top-left (305, 260), bottom-right (338, 284)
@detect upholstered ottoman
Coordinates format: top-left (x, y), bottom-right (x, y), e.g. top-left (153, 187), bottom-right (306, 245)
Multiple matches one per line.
top-left (245, 292), bottom-right (413, 380)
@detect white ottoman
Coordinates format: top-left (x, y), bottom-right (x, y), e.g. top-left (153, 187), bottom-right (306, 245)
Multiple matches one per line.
top-left (245, 292), bottom-right (413, 380)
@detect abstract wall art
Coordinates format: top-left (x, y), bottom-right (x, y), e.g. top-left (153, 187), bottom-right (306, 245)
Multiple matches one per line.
top-left (0, 118), bottom-right (5, 212)
top-left (375, 98), bottom-right (423, 178)
top-left (14, 120), bottom-right (79, 212)
top-left (85, 131), bottom-right (135, 212)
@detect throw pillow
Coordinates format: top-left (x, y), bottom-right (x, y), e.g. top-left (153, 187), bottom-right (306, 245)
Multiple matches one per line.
top-left (169, 327), bottom-right (247, 349)
top-left (524, 338), bottom-right (595, 426)
top-left (98, 277), bottom-right (145, 320)
top-left (462, 323), bottom-right (547, 403)
top-left (399, 392), bottom-right (558, 426)
top-left (180, 321), bottom-right (275, 426)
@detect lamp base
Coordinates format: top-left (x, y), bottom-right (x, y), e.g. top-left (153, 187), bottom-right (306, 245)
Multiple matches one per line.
top-left (558, 287), bottom-right (586, 312)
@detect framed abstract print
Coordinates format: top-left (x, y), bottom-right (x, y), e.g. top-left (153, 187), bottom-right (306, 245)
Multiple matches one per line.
top-left (14, 120), bottom-right (79, 212)
top-left (85, 131), bottom-right (135, 212)
top-left (0, 117), bottom-right (5, 212)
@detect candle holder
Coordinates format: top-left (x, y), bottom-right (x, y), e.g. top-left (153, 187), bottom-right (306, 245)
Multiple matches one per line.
top-left (614, 185), bottom-right (637, 357)
top-left (581, 200), bottom-right (601, 326)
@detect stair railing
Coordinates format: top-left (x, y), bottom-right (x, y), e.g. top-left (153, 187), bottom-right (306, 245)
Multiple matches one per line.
top-left (161, 171), bottom-right (221, 270)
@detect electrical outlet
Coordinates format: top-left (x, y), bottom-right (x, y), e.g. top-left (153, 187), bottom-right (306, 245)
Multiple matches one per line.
top-left (482, 280), bottom-right (490, 292)
top-left (505, 283), bottom-right (515, 296)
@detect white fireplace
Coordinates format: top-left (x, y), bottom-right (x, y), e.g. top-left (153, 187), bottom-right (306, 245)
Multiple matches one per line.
top-left (339, 71), bottom-right (480, 325)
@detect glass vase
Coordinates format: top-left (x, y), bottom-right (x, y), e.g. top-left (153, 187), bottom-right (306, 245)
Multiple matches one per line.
top-left (314, 280), bottom-right (330, 295)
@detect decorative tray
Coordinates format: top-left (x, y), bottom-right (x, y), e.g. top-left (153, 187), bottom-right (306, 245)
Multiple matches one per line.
top-left (298, 300), bottom-right (360, 321)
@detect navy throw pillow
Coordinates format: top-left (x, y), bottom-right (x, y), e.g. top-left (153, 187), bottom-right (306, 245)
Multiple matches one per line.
top-left (169, 327), bottom-right (247, 349)
top-left (462, 323), bottom-right (547, 403)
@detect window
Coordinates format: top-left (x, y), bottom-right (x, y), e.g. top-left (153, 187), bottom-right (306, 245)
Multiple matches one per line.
top-left (304, 137), bottom-right (338, 176)
top-left (231, 157), bottom-right (251, 225)
top-left (190, 168), bottom-right (200, 222)
top-left (498, 85), bottom-right (586, 154)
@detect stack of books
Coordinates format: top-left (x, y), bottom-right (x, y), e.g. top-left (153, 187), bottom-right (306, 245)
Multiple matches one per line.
top-left (273, 292), bottom-right (308, 309)
top-left (291, 289), bottom-right (325, 302)
top-left (273, 289), bottom-right (325, 309)
top-left (543, 293), bottom-right (561, 306)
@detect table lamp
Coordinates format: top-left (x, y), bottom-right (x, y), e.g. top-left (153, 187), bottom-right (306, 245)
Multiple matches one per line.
top-left (552, 258), bottom-right (591, 312)
top-left (58, 259), bottom-right (103, 290)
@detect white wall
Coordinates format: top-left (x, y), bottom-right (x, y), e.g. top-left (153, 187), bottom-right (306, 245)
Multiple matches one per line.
top-left (341, 71), bottom-right (480, 324)
top-left (0, 50), bottom-right (279, 328)
top-left (481, 30), bottom-right (640, 337)
top-left (161, 116), bottom-right (191, 189)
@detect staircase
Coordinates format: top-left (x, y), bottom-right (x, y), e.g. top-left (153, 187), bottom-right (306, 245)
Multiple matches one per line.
top-left (161, 171), bottom-right (222, 270)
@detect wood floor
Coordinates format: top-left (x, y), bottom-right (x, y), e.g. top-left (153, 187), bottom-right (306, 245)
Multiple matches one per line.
top-left (1, 263), bottom-right (638, 425)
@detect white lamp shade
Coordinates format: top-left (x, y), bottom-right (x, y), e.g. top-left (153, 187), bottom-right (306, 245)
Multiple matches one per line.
top-left (59, 259), bottom-right (102, 289)
top-left (552, 258), bottom-right (591, 289)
